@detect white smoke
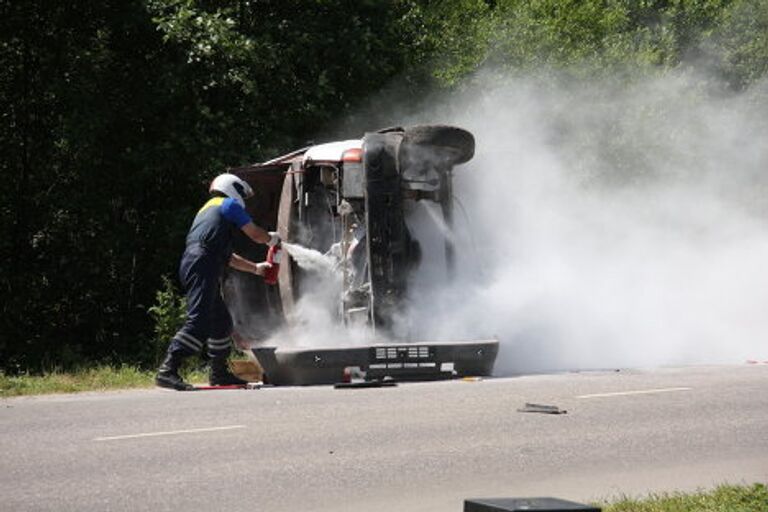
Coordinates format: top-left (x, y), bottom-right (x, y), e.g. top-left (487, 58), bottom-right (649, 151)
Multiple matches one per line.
top-left (246, 68), bottom-right (768, 375)
top-left (267, 243), bottom-right (377, 348)
top-left (397, 69), bottom-right (768, 374)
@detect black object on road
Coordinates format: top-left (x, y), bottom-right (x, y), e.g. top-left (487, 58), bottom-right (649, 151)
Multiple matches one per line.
top-left (517, 403), bottom-right (567, 414)
top-left (181, 383), bottom-right (263, 391)
top-left (187, 384), bottom-right (245, 391)
top-left (333, 380), bottom-right (397, 389)
top-left (465, 497), bottom-right (600, 512)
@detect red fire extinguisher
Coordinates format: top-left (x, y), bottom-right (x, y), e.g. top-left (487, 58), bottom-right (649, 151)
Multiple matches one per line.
top-left (263, 243), bottom-right (281, 285)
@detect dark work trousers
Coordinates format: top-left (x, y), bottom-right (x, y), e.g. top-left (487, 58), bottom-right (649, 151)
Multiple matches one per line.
top-left (168, 243), bottom-right (233, 359)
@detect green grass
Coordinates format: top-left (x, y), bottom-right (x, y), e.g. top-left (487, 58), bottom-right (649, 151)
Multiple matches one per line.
top-left (600, 483), bottom-right (768, 511)
top-left (0, 365), bottom-right (208, 397)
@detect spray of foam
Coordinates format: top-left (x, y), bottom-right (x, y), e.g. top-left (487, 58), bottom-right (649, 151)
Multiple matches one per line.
top-left (392, 69), bottom-right (768, 374)
top-left (282, 243), bottom-right (338, 274)
top-left (267, 242), bottom-right (377, 348)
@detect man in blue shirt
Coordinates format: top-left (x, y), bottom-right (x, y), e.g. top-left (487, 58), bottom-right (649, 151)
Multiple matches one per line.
top-left (156, 173), bottom-right (280, 390)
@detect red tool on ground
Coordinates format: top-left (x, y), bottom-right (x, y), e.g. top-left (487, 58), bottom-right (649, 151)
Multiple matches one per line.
top-left (263, 243), bottom-right (282, 285)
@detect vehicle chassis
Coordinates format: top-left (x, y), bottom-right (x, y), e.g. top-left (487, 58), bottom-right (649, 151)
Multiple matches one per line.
top-left (229, 125), bottom-right (499, 385)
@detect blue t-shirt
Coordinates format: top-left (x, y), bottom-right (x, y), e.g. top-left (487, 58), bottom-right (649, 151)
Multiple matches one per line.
top-left (185, 197), bottom-right (253, 261)
top-left (219, 197), bottom-right (251, 228)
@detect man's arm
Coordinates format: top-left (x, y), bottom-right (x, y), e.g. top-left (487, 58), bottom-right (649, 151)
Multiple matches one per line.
top-left (241, 222), bottom-right (277, 246)
top-left (229, 253), bottom-right (271, 275)
top-left (220, 198), bottom-right (280, 246)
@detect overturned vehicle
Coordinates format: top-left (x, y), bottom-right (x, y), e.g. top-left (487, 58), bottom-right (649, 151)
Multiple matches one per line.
top-left (227, 125), bottom-right (498, 385)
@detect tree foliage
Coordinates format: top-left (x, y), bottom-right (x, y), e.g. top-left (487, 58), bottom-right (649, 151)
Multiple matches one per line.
top-left (1, 0), bottom-right (766, 372)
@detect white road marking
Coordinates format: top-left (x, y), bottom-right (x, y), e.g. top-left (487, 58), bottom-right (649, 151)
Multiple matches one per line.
top-left (576, 387), bottom-right (692, 399)
top-left (94, 425), bottom-right (246, 442)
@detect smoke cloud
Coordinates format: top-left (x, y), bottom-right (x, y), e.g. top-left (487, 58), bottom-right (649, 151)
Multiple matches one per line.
top-left (266, 243), bottom-right (377, 348)
top-left (396, 69), bottom-right (768, 374)
top-left (251, 68), bottom-right (768, 375)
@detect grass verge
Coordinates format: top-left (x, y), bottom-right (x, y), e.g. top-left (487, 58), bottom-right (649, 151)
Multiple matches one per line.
top-left (600, 483), bottom-right (768, 511)
top-left (0, 365), bottom-right (208, 397)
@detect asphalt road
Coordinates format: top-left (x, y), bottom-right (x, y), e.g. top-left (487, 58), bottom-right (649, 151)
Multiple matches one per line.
top-left (1, 365), bottom-right (767, 512)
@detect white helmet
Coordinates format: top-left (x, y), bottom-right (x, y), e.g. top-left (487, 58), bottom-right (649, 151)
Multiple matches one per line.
top-left (209, 173), bottom-right (253, 207)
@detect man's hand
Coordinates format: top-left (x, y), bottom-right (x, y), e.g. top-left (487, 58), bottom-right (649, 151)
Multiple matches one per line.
top-left (267, 231), bottom-right (281, 247)
top-left (230, 253), bottom-right (271, 275)
top-left (254, 262), bottom-right (272, 276)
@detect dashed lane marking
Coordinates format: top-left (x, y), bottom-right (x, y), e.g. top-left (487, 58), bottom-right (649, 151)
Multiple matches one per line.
top-left (576, 387), bottom-right (692, 399)
top-left (94, 425), bottom-right (246, 441)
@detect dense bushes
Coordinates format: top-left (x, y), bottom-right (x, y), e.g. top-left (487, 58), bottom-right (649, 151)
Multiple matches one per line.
top-left (1, 0), bottom-right (766, 372)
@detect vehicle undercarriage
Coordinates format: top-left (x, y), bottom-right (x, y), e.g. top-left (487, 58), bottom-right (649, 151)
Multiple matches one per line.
top-left (227, 125), bottom-right (499, 385)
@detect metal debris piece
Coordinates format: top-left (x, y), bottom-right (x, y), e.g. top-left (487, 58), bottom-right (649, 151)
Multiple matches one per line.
top-left (517, 403), bottom-right (567, 415)
top-left (333, 379), bottom-right (397, 389)
top-left (465, 497), bottom-right (599, 511)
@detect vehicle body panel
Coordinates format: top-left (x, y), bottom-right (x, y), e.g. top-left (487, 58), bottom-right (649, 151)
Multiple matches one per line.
top-left (225, 126), bottom-right (496, 385)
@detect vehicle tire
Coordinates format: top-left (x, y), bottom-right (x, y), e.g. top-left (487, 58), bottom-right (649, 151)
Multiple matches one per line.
top-left (401, 125), bottom-right (475, 166)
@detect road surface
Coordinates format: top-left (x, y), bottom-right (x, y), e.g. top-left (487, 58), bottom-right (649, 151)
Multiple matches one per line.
top-left (1, 364), bottom-right (766, 511)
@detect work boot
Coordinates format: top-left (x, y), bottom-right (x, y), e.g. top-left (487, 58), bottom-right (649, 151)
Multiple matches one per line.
top-left (155, 352), bottom-right (194, 391)
top-left (209, 357), bottom-right (248, 386)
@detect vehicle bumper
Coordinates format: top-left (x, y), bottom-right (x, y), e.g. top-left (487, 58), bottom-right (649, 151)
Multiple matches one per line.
top-left (252, 339), bottom-right (499, 386)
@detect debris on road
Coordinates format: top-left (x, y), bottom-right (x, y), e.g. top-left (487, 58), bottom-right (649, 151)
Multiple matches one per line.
top-left (230, 359), bottom-right (263, 382)
top-left (465, 497), bottom-right (599, 511)
top-left (517, 403), bottom-right (567, 415)
top-left (333, 379), bottom-right (397, 389)
top-left (182, 382), bottom-right (264, 391)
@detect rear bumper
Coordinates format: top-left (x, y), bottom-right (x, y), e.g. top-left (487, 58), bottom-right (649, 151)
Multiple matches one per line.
top-left (252, 339), bottom-right (499, 386)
